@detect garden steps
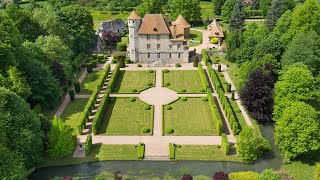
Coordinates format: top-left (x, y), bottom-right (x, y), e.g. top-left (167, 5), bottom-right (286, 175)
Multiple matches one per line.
top-left (100, 90), bottom-right (106, 94)
top-left (94, 103), bottom-right (100, 108)
top-left (91, 109), bottom-right (97, 115)
top-left (88, 115), bottom-right (95, 121)
top-left (143, 156), bottom-right (170, 161)
top-left (96, 98), bottom-right (102, 103)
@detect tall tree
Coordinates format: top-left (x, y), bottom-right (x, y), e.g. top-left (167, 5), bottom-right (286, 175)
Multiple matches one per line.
top-left (136, 0), bottom-right (163, 17)
top-left (48, 116), bottom-right (77, 159)
top-left (229, 0), bottom-right (246, 31)
top-left (273, 63), bottom-right (315, 120)
top-left (169, 0), bottom-right (201, 22)
top-left (259, 0), bottom-right (272, 15)
top-left (225, 30), bottom-right (242, 62)
top-left (214, 0), bottom-right (225, 15)
top-left (47, 0), bottom-right (75, 8)
top-left (0, 87), bottom-right (44, 168)
top-left (57, 4), bottom-right (95, 53)
top-left (221, 0), bottom-right (235, 22)
top-left (281, 30), bottom-right (320, 76)
top-left (275, 101), bottom-right (320, 161)
top-left (0, 146), bottom-right (28, 179)
top-left (239, 68), bottom-right (274, 123)
top-left (265, 0), bottom-right (295, 30)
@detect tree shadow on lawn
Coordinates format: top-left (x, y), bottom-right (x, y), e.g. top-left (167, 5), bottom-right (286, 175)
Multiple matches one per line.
top-left (113, 70), bottom-right (125, 92)
top-left (82, 72), bottom-right (101, 93)
top-left (97, 98), bottom-right (116, 134)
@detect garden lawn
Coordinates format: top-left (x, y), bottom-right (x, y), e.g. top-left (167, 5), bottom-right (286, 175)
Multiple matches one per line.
top-left (187, 30), bottom-right (203, 47)
top-left (163, 70), bottom-right (204, 93)
top-left (43, 144), bottom-right (140, 167)
top-left (219, 56), bottom-right (240, 90)
top-left (60, 98), bottom-right (89, 135)
top-left (98, 98), bottom-right (154, 135)
top-left (175, 145), bottom-right (241, 161)
top-left (80, 70), bottom-right (105, 94)
top-left (113, 70), bottom-right (155, 93)
top-left (164, 98), bottom-right (217, 136)
top-left (283, 161), bottom-right (317, 180)
top-left (228, 98), bottom-right (250, 130)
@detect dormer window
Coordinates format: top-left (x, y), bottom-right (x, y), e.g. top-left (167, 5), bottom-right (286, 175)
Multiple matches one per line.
top-left (133, 20), bottom-right (135, 24)
top-left (153, 26), bottom-right (158, 31)
top-left (215, 31), bottom-right (219, 35)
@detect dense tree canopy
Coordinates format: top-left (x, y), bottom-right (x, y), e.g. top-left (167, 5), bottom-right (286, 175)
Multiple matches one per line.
top-left (229, 0), bottom-right (245, 31)
top-left (221, 0), bottom-right (235, 22)
top-left (169, 0), bottom-right (201, 22)
top-left (136, 0), bottom-right (163, 17)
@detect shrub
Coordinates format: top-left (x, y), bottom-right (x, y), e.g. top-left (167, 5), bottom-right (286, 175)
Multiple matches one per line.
top-left (198, 63), bottom-right (209, 91)
top-left (169, 143), bottom-right (175, 159)
top-left (219, 73), bottom-right (224, 77)
top-left (149, 69), bottom-right (154, 73)
top-left (141, 127), bottom-right (150, 133)
top-left (213, 172), bottom-right (228, 180)
top-left (147, 82), bottom-right (153, 86)
top-left (97, 54), bottom-right (104, 61)
top-left (144, 105), bottom-right (151, 110)
top-left (86, 63), bottom-right (93, 73)
top-left (129, 97), bottom-right (136, 102)
top-left (199, 88), bottom-right (205, 92)
top-left (69, 90), bottom-right (75, 101)
top-left (218, 64), bottom-right (222, 72)
top-left (137, 63), bottom-right (142, 67)
top-left (132, 89), bottom-right (138, 93)
top-left (165, 82), bottom-right (171, 86)
top-left (137, 143), bottom-right (145, 159)
top-left (180, 89), bottom-right (187, 93)
top-left (166, 105), bottom-right (172, 110)
top-left (125, 58), bottom-right (132, 64)
top-left (84, 135), bottom-right (92, 156)
top-left (229, 171), bottom-right (259, 180)
top-left (227, 83), bottom-right (231, 92)
top-left (92, 92), bottom-right (110, 135)
top-left (181, 97), bottom-right (188, 101)
top-left (118, 58), bottom-right (125, 68)
top-left (111, 58), bottom-right (117, 64)
top-left (91, 54), bottom-right (97, 59)
top-left (163, 69), bottom-right (169, 73)
top-left (231, 92), bottom-right (235, 100)
top-left (202, 96), bottom-right (208, 101)
top-left (100, 60), bottom-right (106, 63)
top-left (175, 63), bottom-right (181, 67)
top-left (117, 42), bottom-right (127, 51)
top-left (193, 56), bottom-right (199, 67)
top-left (201, 49), bottom-right (210, 65)
top-left (181, 174), bottom-right (193, 180)
top-left (211, 37), bottom-right (219, 44)
top-left (90, 60), bottom-right (98, 68)
top-left (258, 169), bottom-right (282, 180)
top-left (32, 104), bottom-right (43, 114)
top-left (74, 81), bottom-right (80, 93)
top-left (166, 128), bottom-right (174, 134)
top-left (221, 133), bottom-right (229, 155)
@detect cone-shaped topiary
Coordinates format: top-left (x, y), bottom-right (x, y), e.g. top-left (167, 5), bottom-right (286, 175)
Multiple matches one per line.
top-left (193, 56), bottom-right (199, 67)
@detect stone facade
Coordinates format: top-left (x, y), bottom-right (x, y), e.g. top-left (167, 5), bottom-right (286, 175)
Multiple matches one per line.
top-left (128, 11), bottom-right (189, 64)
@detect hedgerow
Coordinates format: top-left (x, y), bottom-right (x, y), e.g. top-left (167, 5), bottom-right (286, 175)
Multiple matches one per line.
top-left (84, 134), bottom-right (92, 155)
top-left (137, 143), bottom-right (145, 159)
top-left (201, 49), bottom-right (210, 66)
top-left (198, 63), bottom-right (209, 91)
top-left (221, 133), bottom-right (229, 155)
top-left (169, 143), bottom-right (175, 159)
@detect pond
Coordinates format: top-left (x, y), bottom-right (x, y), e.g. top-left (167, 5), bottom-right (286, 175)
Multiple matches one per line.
top-left (29, 125), bottom-right (283, 179)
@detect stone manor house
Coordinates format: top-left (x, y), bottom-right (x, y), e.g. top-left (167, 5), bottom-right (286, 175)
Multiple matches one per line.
top-left (128, 10), bottom-right (190, 64)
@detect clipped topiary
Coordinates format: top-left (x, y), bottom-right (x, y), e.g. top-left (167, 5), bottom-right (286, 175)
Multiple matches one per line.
top-left (193, 56), bottom-right (199, 67)
top-left (166, 105), bottom-right (172, 110)
top-left (180, 97), bottom-right (188, 101)
top-left (86, 63), bottom-right (93, 73)
top-left (141, 127), bottom-right (150, 133)
top-left (175, 63), bottom-right (181, 68)
top-left (166, 128), bottom-right (174, 134)
top-left (163, 69), bottom-right (170, 73)
top-left (149, 69), bottom-right (154, 73)
top-left (202, 97), bottom-right (208, 101)
top-left (132, 89), bottom-right (138, 93)
top-left (129, 97), bottom-right (136, 102)
top-left (144, 105), bottom-right (151, 110)
top-left (180, 89), bottom-right (187, 93)
top-left (219, 73), bottom-right (224, 77)
top-left (231, 91), bottom-right (235, 101)
top-left (165, 82), bottom-right (170, 86)
top-left (113, 88), bottom-right (119, 92)
top-left (199, 88), bottom-right (205, 92)
top-left (74, 81), bottom-right (80, 93)
top-left (69, 90), bottom-right (75, 101)
top-left (137, 63), bottom-right (142, 67)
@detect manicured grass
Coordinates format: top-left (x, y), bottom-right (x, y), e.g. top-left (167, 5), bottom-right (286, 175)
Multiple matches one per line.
top-left (219, 56), bottom-right (239, 90)
top-left (228, 98), bottom-right (250, 130)
top-left (98, 98), bottom-right (154, 135)
top-left (42, 144), bottom-right (140, 167)
top-left (113, 70), bottom-right (155, 93)
top-left (164, 98), bottom-right (217, 136)
top-left (217, 71), bottom-right (229, 93)
top-left (187, 30), bottom-right (203, 47)
top-left (163, 70), bottom-right (205, 93)
top-left (283, 161), bottom-right (317, 180)
top-left (80, 70), bottom-right (105, 94)
top-left (60, 98), bottom-right (89, 135)
top-left (90, 9), bottom-right (131, 21)
top-left (175, 145), bottom-right (241, 161)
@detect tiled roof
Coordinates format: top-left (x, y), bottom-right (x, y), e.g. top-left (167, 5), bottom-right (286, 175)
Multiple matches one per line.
top-left (128, 10), bottom-right (141, 20)
top-left (174, 15), bottom-right (191, 28)
top-left (137, 14), bottom-right (170, 35)
top-left (169, 25), bottom-right (185, 40)
top-left (208, 20), bottom-right (224, 38)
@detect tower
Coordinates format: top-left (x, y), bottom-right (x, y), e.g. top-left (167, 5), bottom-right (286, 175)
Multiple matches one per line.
top-left (127, 10), bottom-right (141, 62)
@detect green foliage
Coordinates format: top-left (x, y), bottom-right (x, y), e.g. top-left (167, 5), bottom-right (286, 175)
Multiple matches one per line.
top-left (137, 0), bottom-right (163, 17)
top-left (198, 64), bottom-right (209, 91)
top-left (181, 97), bottom-right (188, 101)
top-left (221, 0), bottom-right (235, 22)
top-left (163, 69), bottom-right (170, 73)
top-left (226, 83), bottom-right (231, 92)
top-left (275, 101), bottom-right (320, 160)
top-left (229, 0), bottom-right (246, 31)
top-left (92, 92), bottom-right (110, 135)
top-left (201, 50), bottom-right (210, 65)
top-left (229, 171), bottom-right (259, 180)
top-left (166, 105), bottom-right (173, 110)
top-left (137, 143), bottom-right (145, 159)
top-left (214, 0), bottom-right (224, 15)
top-left (202, 96), bottom-right (208, 101)
top-left (74, 81), bottom-right (80, 93)
top-left (265, 0), bottom-right (296, 30)
top-left (193, 56), bottom-right (199, 67)
top-left (175, 63), bottom-right (182, 67)
top-left (221, 133), bottom-right (229, 155)
top-left (258, 169), bottom-right (282, 180)
top-left (141, 127), bottom-right (150, 133)
top-left (48, 116), bottom-right (77, 159)
top-left (144, 105), bottom-right (151, 110)
top-left (169, 0), bottom-right (201, 22)
top-left (108, 63), bottom-right (121, 92)
top-left (117, 42), bottom-right (127, 52)
top-left (315, 163), bottom-right (320, 180)
top-left (32, 103), bottom-right (43, 114)
top-left (84, 135), bottom-right (92, 156)
top-left (130, 97), bottom-right (136, 102)
top-left (166, 128), bottom-right (174, 134)
top-left (69, 90), bottom-right (75, 101)
top-left (237, 127), bottom-right (271, 163)
top-left (0, 146), bottom-right (28, 179)
top-left (169, 143), bottom-right (175, 159)
top-left (207, 88), bottom-right (223, 135)
top-left (0, 87), bottom-right (44, 168)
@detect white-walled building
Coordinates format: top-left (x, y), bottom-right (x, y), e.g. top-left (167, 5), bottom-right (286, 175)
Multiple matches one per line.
top-left (128, 10), bottom-right (190, 64)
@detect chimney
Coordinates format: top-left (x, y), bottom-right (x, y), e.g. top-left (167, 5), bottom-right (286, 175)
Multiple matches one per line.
top-left (165, 12), bottom-right (169, 26)
top-left (173, 24), bottom-right (177, 38)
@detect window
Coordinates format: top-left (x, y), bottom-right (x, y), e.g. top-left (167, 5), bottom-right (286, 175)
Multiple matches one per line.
top-left (177, 44), bottom-right (181, 50)
top-left (147, 35), bottom-right (150, 40)
top-left (147, 44), bottom-right (151, 50)
top-left (178, 53), bottom-right (181, 58)
top-left (157, 35), bottom-right (160, 40)
top-left (133, 20), bottom-right (135, 24)
top-left (169, 44), bottom-right (173, 49)
top-left (148, 53), bottom-right (150, 58)
top-left (169, 53), bottom-right (172, 58)
top-left (157, 44), bottom-right (161, 50)
top-left (157, 53), bottom-right (160, 58)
